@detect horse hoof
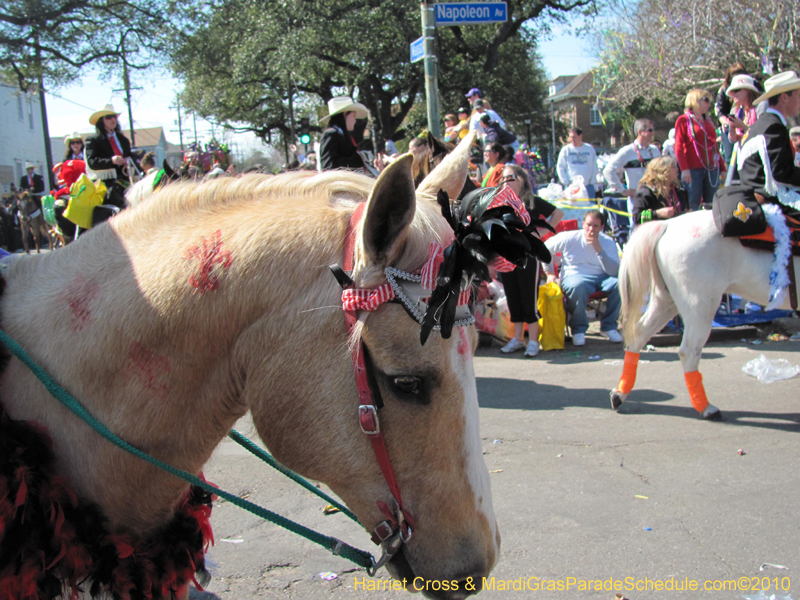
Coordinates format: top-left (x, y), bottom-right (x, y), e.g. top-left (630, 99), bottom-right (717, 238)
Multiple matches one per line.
top-left (702, 408), bottom-right (724, 421)
top-left (610, 389), bottom-right (625, 410)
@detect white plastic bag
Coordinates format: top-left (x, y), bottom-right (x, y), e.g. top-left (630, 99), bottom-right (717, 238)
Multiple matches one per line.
top-left (742, 354), bottom-right (800, 384)
top-left (539, 183), bottom-right (564, 202)
top-left (563, 175), bottom-right (589, 200)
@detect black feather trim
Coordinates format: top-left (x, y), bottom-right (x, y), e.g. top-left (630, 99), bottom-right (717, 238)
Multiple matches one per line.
top-left (419, 187), bottom-right (552, 344)
top-left (0, 402), bottom-right (215, 600)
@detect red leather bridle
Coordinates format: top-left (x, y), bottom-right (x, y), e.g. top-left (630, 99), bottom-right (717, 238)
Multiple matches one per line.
top-left (331, 203), bottom-right (415, 574)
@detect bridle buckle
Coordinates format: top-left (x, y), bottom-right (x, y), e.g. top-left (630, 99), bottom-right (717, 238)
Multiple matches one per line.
top-left (358, 405), bottom-right (380, 435)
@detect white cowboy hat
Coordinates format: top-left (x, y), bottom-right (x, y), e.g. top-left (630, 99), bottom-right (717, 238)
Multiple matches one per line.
top-left (64, 131), bottom-right (83, 147)
top-left (754, 71), bottom-right (800, 104)
top-left (322, 96), bottom-right (369, 121)
top-left (24, 161), bottom-right (36, 169)
top-left (726, 74), bottom-right (759, 96)
top-left (89, 103), bottom-right (121, 126)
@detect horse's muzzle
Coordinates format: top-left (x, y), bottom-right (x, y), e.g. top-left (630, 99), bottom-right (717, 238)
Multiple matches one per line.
top-left (388, 548), bottom-right (484, 599)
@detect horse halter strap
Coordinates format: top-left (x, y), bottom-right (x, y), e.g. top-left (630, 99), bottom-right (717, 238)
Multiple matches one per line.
top-left (334, 203), bottom-right (414, 571)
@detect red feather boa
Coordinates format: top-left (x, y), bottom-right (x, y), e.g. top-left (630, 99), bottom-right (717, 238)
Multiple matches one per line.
top-left (0, 402), bottom-right (215, 600)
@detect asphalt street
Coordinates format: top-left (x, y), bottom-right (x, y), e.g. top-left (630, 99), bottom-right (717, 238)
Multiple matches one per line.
top-left (192, 321), bottom-right (800, 600)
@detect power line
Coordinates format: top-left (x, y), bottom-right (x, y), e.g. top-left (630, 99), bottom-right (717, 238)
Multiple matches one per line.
top-left (45, 91), bottom-right (94, 111)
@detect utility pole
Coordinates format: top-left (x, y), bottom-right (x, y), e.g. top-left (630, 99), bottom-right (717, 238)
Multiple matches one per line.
top-left (420, 0), bottom-right (440, 137)
top-left (550, 100), bottom-right (556, 170)
top-left (33, 31), bottom-right (54, 191)
top-left (286, 74), bottom-right (296, 164)
top-left (116, 32), bottom-right (142, 147)
top-left (170, 96), bottom-right (185, 151)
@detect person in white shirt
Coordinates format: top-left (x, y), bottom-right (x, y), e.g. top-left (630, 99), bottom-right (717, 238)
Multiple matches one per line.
top-left (542, 210), bottom-right (622, 346)
top-left (469, 99), bottom-right (505, 136)
top-left (602, 118), bottom-right (661, 215)
top-left (662, 128), bottom-right (676, 158)
top-left (556, 127), bottom-right (598, 198)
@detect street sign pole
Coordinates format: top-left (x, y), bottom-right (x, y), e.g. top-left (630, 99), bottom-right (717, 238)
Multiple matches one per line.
top-left (417, 1), bottom-right (507, 139)
top-left (421, 0), bottom-right (440, 138)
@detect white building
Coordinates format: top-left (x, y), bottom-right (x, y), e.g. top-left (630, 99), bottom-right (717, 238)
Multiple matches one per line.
top-left (0, 82), bottom-right (52, 197)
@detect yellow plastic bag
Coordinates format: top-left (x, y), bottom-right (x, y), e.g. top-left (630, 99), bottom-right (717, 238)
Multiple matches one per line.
top-left (64, 175), bottom-right (106, 229)
top-left (537, 282), bottom-right (566, 350)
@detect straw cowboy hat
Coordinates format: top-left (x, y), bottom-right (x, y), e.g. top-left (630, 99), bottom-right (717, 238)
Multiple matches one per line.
top-left (726, 74), bottom-right (759, 96)
top-left (754, 71), bottom-right (800, 104)
top-left (64, 131), bottom-right (83, 147)
top-left (321, 96), bottom-right (369, 121)
top-left (24, 161), bottom-right (36, 169)
top-left (89, 103), bottom-right (121, 126)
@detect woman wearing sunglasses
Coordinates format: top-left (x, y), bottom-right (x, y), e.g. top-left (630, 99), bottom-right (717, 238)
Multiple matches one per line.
top-left (725, 74), bottom-right (760, 150)
top-left (63, 133), bottom-right (84, 161)
top-left (498, 164), bottom-right (563, 357)
top-left (674, 89), bottom-right (726, 210)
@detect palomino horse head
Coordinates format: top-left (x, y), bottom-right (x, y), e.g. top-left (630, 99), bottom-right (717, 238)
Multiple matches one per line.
top-left (238, 136), bottom-right (499, 596)
top-left (0, 133), bottom-right (496, 599)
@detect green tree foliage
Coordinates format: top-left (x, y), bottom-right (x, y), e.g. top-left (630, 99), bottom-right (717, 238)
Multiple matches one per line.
top-left (171, 0), bottom-right (594, 147)
top-left (592, 0), bottom-right (800, 118)
top-left (1, 0), bottom-right (172, 92)
top-left (417, 24), bottom-right (552, 144)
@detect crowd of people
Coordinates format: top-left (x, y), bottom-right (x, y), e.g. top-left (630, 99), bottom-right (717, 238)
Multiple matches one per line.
top-left (7, 69), bottom-right (800, 357)
top-left (432, 73), bottom-right (800, 355)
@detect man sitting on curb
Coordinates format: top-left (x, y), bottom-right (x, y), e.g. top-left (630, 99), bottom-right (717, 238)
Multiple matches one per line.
top-left (542, 210), bottom-right (622, 346)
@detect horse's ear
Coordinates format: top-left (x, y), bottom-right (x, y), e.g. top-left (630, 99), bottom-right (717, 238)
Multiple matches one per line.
top-left (417, 131), bottom-right (476, 200)
top-left (360, 153), bottom-right (416, 269)
top-left (163, 160), bottom-right (176, 180)
top-left (427, 132), bottom-right (448, 159)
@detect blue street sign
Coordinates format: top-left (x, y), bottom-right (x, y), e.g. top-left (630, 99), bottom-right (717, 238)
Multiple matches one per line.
top-left (410, 37), bottom-right (424, 63)
top-left (434, 2), bottom-right (507, 26)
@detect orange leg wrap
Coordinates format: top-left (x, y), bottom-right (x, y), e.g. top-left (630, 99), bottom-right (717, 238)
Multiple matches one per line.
top-left (617, 351), bottom-right (640, 394)
top-left (684, 370), bottom-right (709, 413)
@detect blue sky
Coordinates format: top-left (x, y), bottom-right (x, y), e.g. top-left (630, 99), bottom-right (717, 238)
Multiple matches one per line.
top-left (45, 26), bottom-right (594, 148)
top-left (538, 26), bottom-right (596, 79)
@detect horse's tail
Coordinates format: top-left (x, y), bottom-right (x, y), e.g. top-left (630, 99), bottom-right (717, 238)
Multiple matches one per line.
top-left (620, 220), bottom-right (669, 344)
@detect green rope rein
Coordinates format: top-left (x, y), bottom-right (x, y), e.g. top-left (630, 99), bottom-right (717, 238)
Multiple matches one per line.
top-left (226, 430), bottom-right (359, 522)
top-left (0, 328), bottom-right (374, 571)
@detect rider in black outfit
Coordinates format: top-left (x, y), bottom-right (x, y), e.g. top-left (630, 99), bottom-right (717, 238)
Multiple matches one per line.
top-left (84, 104), bottom-right (133, 209)
top-left (319, 97), bottom-right (369, 171)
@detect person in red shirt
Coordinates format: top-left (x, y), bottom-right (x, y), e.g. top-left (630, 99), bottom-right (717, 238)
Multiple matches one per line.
top-left (674, 89), bottom-right (726, 210)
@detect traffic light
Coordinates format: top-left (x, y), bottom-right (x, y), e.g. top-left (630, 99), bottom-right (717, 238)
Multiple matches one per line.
top-left (299, 117), bottom-right (311, 145)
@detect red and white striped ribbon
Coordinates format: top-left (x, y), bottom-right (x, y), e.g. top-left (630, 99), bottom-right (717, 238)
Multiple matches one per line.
top-left (342, 283), bottom-right (396, 312)
top-left (420, 242), bottom-right (445, 290)
top-left (487, 186), bottom-right (530, 226)
top-left (490, 256), bottom-right (516, 273)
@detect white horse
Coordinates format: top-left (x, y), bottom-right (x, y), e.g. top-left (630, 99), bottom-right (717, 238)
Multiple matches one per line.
top-left (610, 209), bottom-right (798, 419)
top-left (124, 169), bottom-right (159, 207)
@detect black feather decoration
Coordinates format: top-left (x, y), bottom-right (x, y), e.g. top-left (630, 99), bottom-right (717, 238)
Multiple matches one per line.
top-left (420, 187), bottom-right (554, 345)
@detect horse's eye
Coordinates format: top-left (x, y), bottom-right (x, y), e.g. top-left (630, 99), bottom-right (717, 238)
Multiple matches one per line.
top-left (392, 376), bottom-right (421, 395)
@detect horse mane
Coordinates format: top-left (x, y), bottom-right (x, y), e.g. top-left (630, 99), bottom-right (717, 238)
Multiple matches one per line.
top-left (130, 168), bottom-right (454, 355)
top-left (118, 170), bottom-right (450, 280)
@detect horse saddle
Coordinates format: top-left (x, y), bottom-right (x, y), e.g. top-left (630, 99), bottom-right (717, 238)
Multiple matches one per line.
top-left (739, 211), bottom-right (800, 310)
top-left (712, 185), bottom-right (766, 237)
top-left (739, 210), bottom-right (800, 255)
